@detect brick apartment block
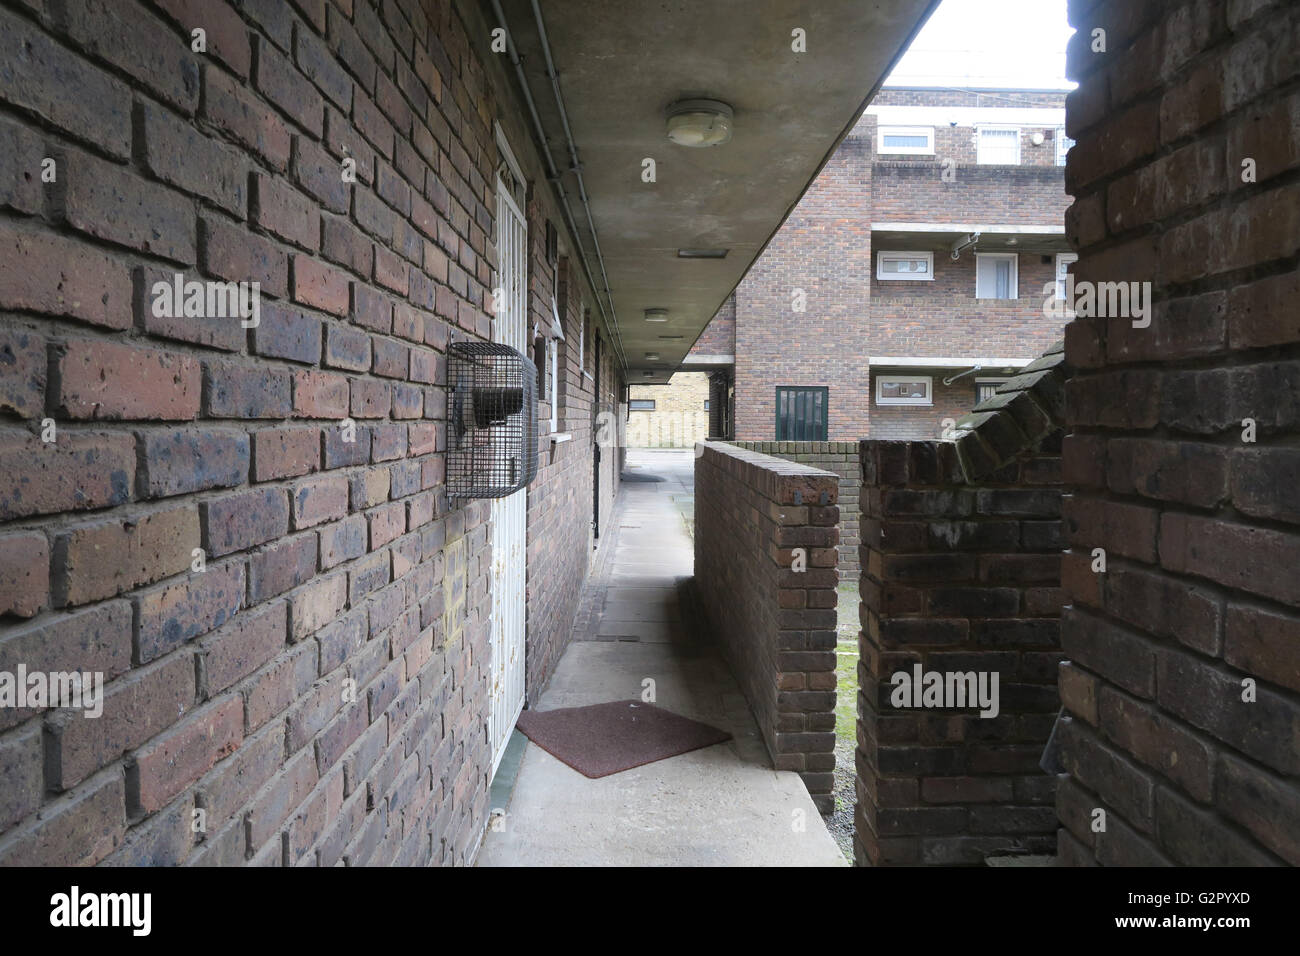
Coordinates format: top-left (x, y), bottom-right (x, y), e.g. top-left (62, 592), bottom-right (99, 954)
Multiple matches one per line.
top-left (686, 86), bottom-right (1075, 443)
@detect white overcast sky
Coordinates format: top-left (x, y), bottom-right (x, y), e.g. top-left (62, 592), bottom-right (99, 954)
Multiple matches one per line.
top-left (885, 0), bottom-right (1075, 90)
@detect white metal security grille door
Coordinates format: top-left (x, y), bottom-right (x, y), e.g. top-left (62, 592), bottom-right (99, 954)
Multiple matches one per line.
top-left (488, 137), bottom-right (528, 779)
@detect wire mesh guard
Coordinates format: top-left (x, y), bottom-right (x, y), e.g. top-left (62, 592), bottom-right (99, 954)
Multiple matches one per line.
top-left (446, 341), bottom-right (539, 499)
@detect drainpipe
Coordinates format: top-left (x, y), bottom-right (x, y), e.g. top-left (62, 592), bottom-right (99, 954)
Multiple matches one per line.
top-left (529, 0), bottom-right (626, 369)
top-left (488, 0), bottom-right (628, 371)
top-left (950, 231), bottom-right (980, 260)
top-left (942, 365), bottom-right (982, 386)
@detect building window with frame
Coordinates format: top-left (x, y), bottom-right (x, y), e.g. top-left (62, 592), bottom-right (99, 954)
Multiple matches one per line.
top-left (1055, 253), bottom-right (1078, 301)
top-left (875, 375), bottom-right (932, 406)
top-left (775, 386), bottom-right (828, 440)
top-left (877, 125), bottom-right (935, 155)
top-left (877, 250), bottom-right (934, 281)
top-left (977, 126), bottom-right (1021, 165)
top-left (1055, 127), bottom-right (1074, 166)
top-left (975, 378), bottom-right (1009, 405)
top-left (975, 252), bottom-right (1019, 299)
top-left (629, 399), bottom-right (655, 411)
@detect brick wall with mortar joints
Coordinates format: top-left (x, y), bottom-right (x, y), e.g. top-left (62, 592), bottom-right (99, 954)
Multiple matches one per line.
top-left (1054, 0), bottom-right (1300, 867)
top-left (694, 441), bottom-right (840, 812)
top-left (728, 441), bottom-right (861, 579)
top-left (856, 355), bottom-right (1068, 865)
top-left (0, 0), bottom-right (620, 866)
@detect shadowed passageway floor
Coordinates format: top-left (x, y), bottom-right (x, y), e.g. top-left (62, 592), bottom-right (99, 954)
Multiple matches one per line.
top-left (477, 448), bottom-right (845, 866)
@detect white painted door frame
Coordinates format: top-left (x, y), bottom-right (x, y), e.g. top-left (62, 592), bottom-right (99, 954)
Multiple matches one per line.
top-left (488, 127), bottom-right (528, 779)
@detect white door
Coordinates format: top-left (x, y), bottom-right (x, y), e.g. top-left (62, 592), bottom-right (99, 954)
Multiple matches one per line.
top-left (489, 138), bottom-right (528, 779)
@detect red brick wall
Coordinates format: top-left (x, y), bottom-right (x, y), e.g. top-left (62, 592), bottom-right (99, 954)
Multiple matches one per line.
top-left (871, 163), bottom-right (1069, 223)
top-left (734, 129), bottom-right (873, 441)
top-left (0, 0), bottom-right (617, 866)
top-left (728, 441), bottom-right (860, 579)
top-left (689, 292), bottom-right (734, 356)
top-left (525, 254), bottom-right (621, 697)
top-left (857, 350), bottom-right (1067, 866)
top-left (1057, 0), bottom-right (1300, 866)
top-left (864, 373), bottom-right (981, 441)
top-left (694, 442), bottom-right (840, 811)
top-left (870, 253), bottom-right (1064, 357)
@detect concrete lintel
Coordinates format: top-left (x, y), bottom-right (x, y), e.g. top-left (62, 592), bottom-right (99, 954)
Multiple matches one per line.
top-left (868, 356), bottom-right (1034, 369)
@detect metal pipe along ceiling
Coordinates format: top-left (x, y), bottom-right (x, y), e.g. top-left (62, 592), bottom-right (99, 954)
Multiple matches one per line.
top-left (488, 0), bottom-right (628, 372)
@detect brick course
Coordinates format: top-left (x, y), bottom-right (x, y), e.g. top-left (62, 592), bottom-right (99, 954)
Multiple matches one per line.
top-left (694, 442), bottom-right (840, 811)
top-left (728, 441), bottom-right (861, 579)
top-left (1056, 0), bottom-right (1300, 867)
top-left (0, 0), bottom-right (621, 867)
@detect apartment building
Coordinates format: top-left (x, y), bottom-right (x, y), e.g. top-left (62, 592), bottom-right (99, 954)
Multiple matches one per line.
top-left (686, 86), bottom-right (1074, 442)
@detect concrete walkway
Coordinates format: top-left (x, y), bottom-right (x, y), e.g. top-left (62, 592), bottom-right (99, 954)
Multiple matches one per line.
top-left (477, 448), bottom-right (846, 866)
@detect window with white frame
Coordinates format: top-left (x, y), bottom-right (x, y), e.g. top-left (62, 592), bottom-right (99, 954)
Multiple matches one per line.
top-left (1055, 127), bottom-right (1074, 166)
top-left (975, 253), bottom-right (1019, 299)
top-left (975, 378), bottom-right (1009, 405)
top-left (977, 126), bottom-right (1021, 165)
top-left (1055, 253), bottom-right (1078, 301)
top-left (548, 338), bottom-right (559, 432)
top-left (877, 250), bottom-right (934, 281)
top-left (629, 398), bottom-right (655, 411)
top-left (875, 374), bottom-right (932, 406)
top-left (877, 125), bottom-right (934, 155)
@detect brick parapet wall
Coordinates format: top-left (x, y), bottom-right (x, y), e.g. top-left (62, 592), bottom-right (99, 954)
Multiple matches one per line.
top-left (855, 341), bottom-right (1069, 865)
top-left (1055, 0), bottom-right (1300, 866)
top-left (727, 441), bottom-right (860, 579)
top-left (856, 435), bottom-right (1065, 865)
top-left (694, 441), bottom-right (840, 812)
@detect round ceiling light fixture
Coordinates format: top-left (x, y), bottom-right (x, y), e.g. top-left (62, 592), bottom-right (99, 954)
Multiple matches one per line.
top-left (666, 99), bottom-right (734, 148)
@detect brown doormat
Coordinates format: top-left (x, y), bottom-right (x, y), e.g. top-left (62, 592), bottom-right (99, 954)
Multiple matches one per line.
top-left (515, 701), bottom-right (732, 778)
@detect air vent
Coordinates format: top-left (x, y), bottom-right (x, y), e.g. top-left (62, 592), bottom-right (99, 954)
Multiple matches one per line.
top-left (447, 341), bottom-right (538, 499)
top-left (676, 248), bottom-right (728, 259)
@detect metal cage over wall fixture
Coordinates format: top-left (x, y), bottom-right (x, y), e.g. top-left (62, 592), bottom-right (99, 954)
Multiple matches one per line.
top-left (446, 341), bottom-right (539, 499)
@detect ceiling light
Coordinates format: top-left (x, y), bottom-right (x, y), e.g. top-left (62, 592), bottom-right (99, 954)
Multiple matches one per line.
top-left (666, 99), bottom-right (734, 148)
top-left (645, 352), bottom-right (660, 360)
top-left (642, 370), bottom-right (655, 377)
top-left (657, 335), bottom-right (684, 340)
top-left (645, 309), bottom-right (669, 322)
top-left (677, 248), bottom-right (728, 259)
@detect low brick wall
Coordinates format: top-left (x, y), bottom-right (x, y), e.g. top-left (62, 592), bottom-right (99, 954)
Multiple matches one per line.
top-left (857, 437), bottom-right (1065, 865)
top-left (694, 441), bottom-right (840, 812)
top-left (728, 441), bottom-right (860, 579)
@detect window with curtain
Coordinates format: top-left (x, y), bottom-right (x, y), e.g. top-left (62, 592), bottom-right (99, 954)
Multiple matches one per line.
top-left (975, 253), bottom-right (1018, 299)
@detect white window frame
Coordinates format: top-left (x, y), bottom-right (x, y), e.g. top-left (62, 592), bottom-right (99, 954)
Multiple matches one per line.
top-left (1055, 253), bottom-right (1078, 302)
top-left (877, 250), bottom-right (934, 281)
top-left (1055, 127), bottom-right (1073, 166)
top-left (875, 374), bottom-right (933, 407)
top-left (975, 252), bottom-right (1019, 300)
top-left (877, 125), bottom-right (935, 156)
top-left (977, 125), bottom-right (1021, 165)
top-left (547, 337), bottom-right (559, 433)
top-left (975, 378), bottom-right (1010, 405)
